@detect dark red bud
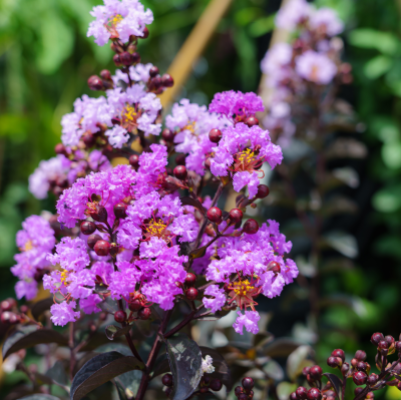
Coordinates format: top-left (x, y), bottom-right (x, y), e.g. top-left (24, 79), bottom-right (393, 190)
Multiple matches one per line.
top-left (55, 143), bottom-right (67, 155)
top-left (302, 367), bottom-right (311, 376)
top-left (368, 373), bottom-right (379, 385)
top-left (243, 219), bottom-right (259, 234)
top-left (129, 154), bottom-right (140, 170)
top-left (113, 54), bottom-right (122, 67)
top-left (353, 371), bottom-right (368, 386)
top-left (185, 287), bottom-right (198, 301)
top-left (378, 340), bottom-right (388, 350)
top-left (244, 116), bottom-right (259, 127)
top-left (290, 393), bottom-right (298, 400)
top-left (120, 51), bottom-right (133, 66)
top-left (371, 332), bottom-right (384, 345)
top-left (83, 132), bottom-right (96, 148)
top-left (207, 207), bottom-right (222, 224)
top-left (80, 221), bottom-right (96, 235)
top-left (129, 299), bottom-right (143, 312)
top-left (173, 165), bottom-right (187, 180)
top-left (94, 240), bottom-right (110, 256)
top-left (131, 52), bottom-right (141, 63)
top-left (235, 386), bottom-right (244, 396)
top-left (229, 208), bottom-right (243, 224)
top-left (309, 365), bottom-right (323, 380)
top-left (296, 387), bottom-right (308, 400)
top-left (161, 74), bottom-right (174, 87)
top-left (88, 75), bottom-right (104, 91)
top-left (149, 66), bottom-right (159, 78)
top-left (138, 307), bottom-right (152, 320)
top-left (141, 27), bottom-right (149, 39)
top-left (256, 184), bottom-right (270, 199)
top-left (114, 310), bottom-right (126, 323)
top-left (268, 261), bottom-right (281, 274)
top-left (114, 203), bottom-right (127, 219)
top-left (175, 154), bottom-right (186, 166)
top-left (331, 349), bottom-right (345, 361)
top-left (87, 234), bottom-right (102, 250)
top-left (306, 388), bottom-right (322, 400)
top-left (356, 361), bottom-right (367, 371)
top-left (210, 379), bottom-right (222, 391)
top-left (100, 69), bottom-right (112, 80)
top-left (162, 373), bottom-right (173, 387)
top-left (209, 128), bottom-right (222, 143)
top-left (355, 350), bottom-right (367, 361)
top-left (327, 356), bottom-right (342, 368)
top-left (90, 204), bottom-right (108, 223)
top-left (242, 377), bottom-right (254, 391)
top-left (162, 128), bottom-right (175, 142)
top-left (184, 273), bottom-right (196, 286)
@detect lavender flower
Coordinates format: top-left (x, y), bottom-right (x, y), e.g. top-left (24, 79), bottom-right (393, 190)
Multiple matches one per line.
top-left (295, 50), bottom-right (337, 84)
top-left (275, 0), bottom-right (312, 32)
top-left (87, 0), bottom-right (153, 46)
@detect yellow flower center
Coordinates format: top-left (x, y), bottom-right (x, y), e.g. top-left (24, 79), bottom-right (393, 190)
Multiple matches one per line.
top-left (237, 148), bottom-right (256, 165)
top-left (232, 279), bottom-right (255, 297)
top-left (183, 121), bottom-right (196, 134)
top-left (109, 14), bottom-right (123, 28)
top-left (23, 240), bottom-right (34, 252)
top-left (124, 105), bottom-right (138, 122)
top-left (60, 270), bottom-right (69, 285)
top-left (147, 218), bottom-right (167, 238)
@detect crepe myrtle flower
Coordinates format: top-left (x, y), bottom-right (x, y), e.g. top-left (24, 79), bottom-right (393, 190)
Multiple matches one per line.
top-left (295, 50), bottom-right (337, 85)
top-left (275, 0), bottom-right (312, 32)
top-left (309, 7), bottom-right (344, 37)
top-left (11, 216), bottom-right (55, 300)
top-left (209, 90), bottom-right (264, 123)
top-left (209, 123), bottom-right (283, 198)
top-left (202, 221), bottom-right (298, 334)
top-left (106, 85), bottom-right (162, 147)
top-left (87, 0), bottom-right (153, 46)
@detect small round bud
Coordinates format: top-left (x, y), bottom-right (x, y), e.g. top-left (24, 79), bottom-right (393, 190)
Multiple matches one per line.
top-left (129, 299), bottom-right (143, 312)
top-left (100, 69), bottom-right (112, 80)
top-left (243, 219), bottom-right (259, 234)
top-left (149, 66), bottom-right (159, 78)
top-left (290, 393), bottom-right (298, 400)
top-left (268, 261), bottom-right (281, 274)
top-left (207, 207), bottom-right (222, 224)
top-left (331, 349), bottom-right (345, 362)
top-left (80, 221), bottom-right (96, 235)
top-left (209, 128), bottom-right (223, 143)
top-left (302, 367), bottom-right (311, 376)
top-left (90, 204), bottom-right (108, 223)
top-left (114, 310), bottom-right (126, 323)
top-left (256, 185), bottom-right (270, 199)
top-left (371, 332), bottom-right (384, 345)
top-left (87, 234), bottom-right (102, 250)
top-left (356, 361), bottom-right (367, 372)
top-left (306, 388), bottom-right (321, 400)
top-left (161, 74), bottom-right (174, 87)
top-left (175, 154), bottom-right (186, 166)
top-left (368, 373), bottom-right (379, 385)
top-left (185, 287), bottom-right (198, 301)
top-left (341, 362), bottom-right (350, 375)
top-left (353, 371), bottom-right (368, 386)
top-left (184, 273), bottom-right (196, 286)
top-left (385, 335), bottom-right (395, 346)
top-left (229, 208), bottom-right (243, 224)
top-left (165, 387), bottom-right (173, 397)
top-left (234, 386), bottom-right (244, 396)
top-left (162, 128), bottom-right (175, 142)
top-left (142, 27), bottom-right (149, 39)
top-left (131, 52), bottom-right (141, 63)
top-left (88, 75), bottom-right (103, 91)
top-left (129, 154), bottom-right (140, 170)
top-left (354, 387), bottom-right (364, 396)
top-left (162, 373), bottom-right (173, 387)
top-left (355, 350), bottom-right (367, 361)
top-left (114, 203), bottom-right (127, 219)
top-left (138, 307), bottom-right (152, 320)
top-left (244, 116), bottom-right (259, 127)
top-left (55, 143), bottom-right (67, 155)
top-left (327, 356), bottom-right (342, 368)
top-left (173, 165), bottom-right (187, 180)
top-left (210, 379), bottom-right (222, 391)
top-left (378, 340), bottom-right (388, 350)
top-left (396, 341), bottom-right (401, 352)
top-left (113, 54), bottom-right (122, 67)
top-left (310, 365), bottom-right (323, 380)
top-left (120, 51), bottom-right (133, 66)
top-left (296, 387), bottom-right (308, 400)
top-left (1, 299), bottom-right (16, 312)
top-left (83, 132), bottom-right (96, 147)
top-left (242, 377), bottom-right (254, 392)
top-left (94, 240), bottom-right (111, 256)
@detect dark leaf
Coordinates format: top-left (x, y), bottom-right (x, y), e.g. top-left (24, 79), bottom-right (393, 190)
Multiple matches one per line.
top-left (33, 372), bottom-right (54, 386)
top-left (105, 325), bottom-right (132, 341)
top-left (151, 355), bottom-right (171, 377)
top-left (31, 298), bottom-right (53, 321)
top-left (70, 351), bottom-right (145, 400)
top-left (262, 338), bottom-right (303, 358)
top-left (323, 373), bottom-right (343, 400)
top-left (18, 396), bottom-right (60, 400)
top-left (3, 326), bottom-right (68, 360)
top-left (189, 246), bottom-right (207, 260)
top-left (46, 360), bottom-right (68, 386)
top-left (166, 334), bottom-right (203, 400)
top-left (200, 347), bottom-right (232, 391)
top-left (325, 138), bottom-right (367, 160)
top-left (95, 343), bottom-right (132, 356)
top-left (180, 196), bottom-right (206, 213)
top-left (287, 345), bottom-right (313, 381)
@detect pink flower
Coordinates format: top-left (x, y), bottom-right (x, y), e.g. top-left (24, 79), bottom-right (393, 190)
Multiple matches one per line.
top-left (295, 50), bottom-right (337, 84)
top-left (50, 301), bottom-right (81, 326)
top-left (202, 285), bottom-right (226, 313)
top-left (233, 310), bottom-right (260, 335)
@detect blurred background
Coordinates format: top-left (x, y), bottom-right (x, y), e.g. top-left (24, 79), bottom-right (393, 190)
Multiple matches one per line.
top-left (1, 0), bottom-right (401, 397)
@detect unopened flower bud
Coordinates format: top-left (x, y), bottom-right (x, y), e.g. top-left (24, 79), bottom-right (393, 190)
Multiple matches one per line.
top-left (149, 66), bottom-right (159, 78)
top-left (89, 204), bottom-right (108, 222)
top-left (114, 310), bottom-right (126, 323)
top-left (209, 129), bottom-right (222, 143)
top-left (256, 184), bottom-right (270, 199)
top-left (306, 388), bottom-right (321, 400)
top-left (242, 377), bottom-right (254, 391)
top-left (80, 221), bottom-right (96, 235)
top-left (88, 75), bottom-right (104, 91)
top-left (296, 387), bottom-right (308, 400)
top-left (141, 27), bottom-right (149, 39)
top-left (331, 349), bottom-right (345, 362)
top-left (244, 116), bottom-right (259, 127)
top-left (327, 356), bottom-right (342, 368)
top-left (100, 69), bottom-right (112, 80)
top-left (371, 332), bottom-right (384, 345)
top-left (355, 350), bottom-right (367, 361)
top-left (174, 165), bottom-right (187, 180)
top-left (243, 219), bottom-right (259, 234)
top-left (353, 371), bottom-right (367, 386)
top-left (210, 379), bottom-right (222, 391)
top-left (129, 154), bottom-right (140, 170)
top-left (302, 367), bottom-right (311, 376)
top-left (138, 307), bottom-right (152, 320)
top-left (229, 208), bottom-right (243, 225)
top-left (55, 143), bottom-right (67, 155)
top-left (354, 387), bottom-right (364, 396)
top-left (161, 74), bottom-right (174, 88)
top-left (162, 373), bottom-right (173, 387)
top-left (113, 54), bottom-right (122, 67)
top-left (131, 52), bottom-right (141, 63)
top-left (162, 128), bottom-right (174, 142)
top-left (94, 240), bottom-right (110, 256)
top-left (341, 362), bottom-right (350, 376)
top-left (185, 287), bottom-right (198, 301)
top-left (114, 203), bottom-right (127, 219)
top-left (184, 273), bottom-right (196, 286)
top-left (309, 365), bottom-right (322, 380)
top-left (87, 234), bottom-right (102, 250)
top-left (290, 393), bottom-right (298, 400)
top-left (368, 373), bottom-right (379, 385)
top-left (120, 51), bottom-right (133, 66)
top-left (207, 207), bottom-right (222, 224)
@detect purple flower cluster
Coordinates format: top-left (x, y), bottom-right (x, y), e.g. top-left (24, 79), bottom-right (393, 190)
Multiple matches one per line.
top-left (87, 0), bottom-right (153, 46)
top-left (11, 216), bottom-right (55, 300)
top-left (260, 0), bottom-right (345, 146)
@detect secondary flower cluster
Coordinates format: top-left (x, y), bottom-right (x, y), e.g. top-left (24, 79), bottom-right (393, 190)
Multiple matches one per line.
top-left (14, 0), bottom-right (299, 336)
top-left (260, 0), bottom-right (352, 146)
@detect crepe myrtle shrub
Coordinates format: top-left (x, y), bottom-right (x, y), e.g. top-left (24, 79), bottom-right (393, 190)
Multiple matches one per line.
top-left (289, 333), bottom-right (401, 400)
top-left (0, 1), bottom-right (301, 399)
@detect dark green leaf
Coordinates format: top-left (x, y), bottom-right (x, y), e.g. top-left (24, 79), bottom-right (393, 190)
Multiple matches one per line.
top-left (323, 373), bottom-right (343, 400)
top-left (105, 325), bottom-right (132, 341)
top-left (70, 351), bottom-right (145, 400)
top-left (3, 326), bottom-right (68, 360)
top-left (166, 334), bottom-right (203, 400)
top-left (33, 373), bottom-right (54, 386)
top-left (31, 297), bottom-right (53, 321)
top-left (151, 355), bottom-right (170, 377)
top-left (46, 360), bottom-right (68, 386)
